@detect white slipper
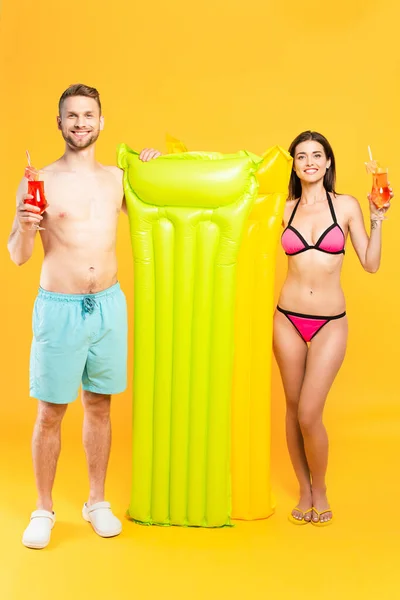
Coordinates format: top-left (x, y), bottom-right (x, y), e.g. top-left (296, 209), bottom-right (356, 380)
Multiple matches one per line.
top-left (22, 509), bottom-right (55, 549)
top-left (82, 501), bottom-right (122, 538)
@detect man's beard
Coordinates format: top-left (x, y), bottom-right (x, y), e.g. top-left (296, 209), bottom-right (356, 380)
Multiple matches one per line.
top-left (62, 128), bottom-right (100, 150)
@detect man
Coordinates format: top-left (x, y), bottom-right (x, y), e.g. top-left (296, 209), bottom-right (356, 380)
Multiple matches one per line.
top-left (7, 83), bottom-right (161, 549)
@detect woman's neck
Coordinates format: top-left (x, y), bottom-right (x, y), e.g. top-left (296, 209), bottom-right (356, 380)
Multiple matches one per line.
top-left (300, 181), bottom-right (327, 205)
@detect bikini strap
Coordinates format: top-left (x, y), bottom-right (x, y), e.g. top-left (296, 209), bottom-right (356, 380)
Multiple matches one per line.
top-left (326, 192), bottom-right (337, 224)
top-left (287, 198), bottom-right (301, 226)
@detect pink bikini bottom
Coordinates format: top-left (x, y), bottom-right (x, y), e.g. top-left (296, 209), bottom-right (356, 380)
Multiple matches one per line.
top-left (277, 306), bottom-right (346, 343)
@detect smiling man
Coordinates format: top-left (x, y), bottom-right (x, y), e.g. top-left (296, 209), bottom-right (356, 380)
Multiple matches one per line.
top-left (7, 83), bottom-right (161, 549)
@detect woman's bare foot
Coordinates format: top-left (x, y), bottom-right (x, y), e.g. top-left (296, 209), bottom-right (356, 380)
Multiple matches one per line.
top-left (312, 487), bottom-right (332, 524)
top-left (291, 489), bottom-right (313, 522)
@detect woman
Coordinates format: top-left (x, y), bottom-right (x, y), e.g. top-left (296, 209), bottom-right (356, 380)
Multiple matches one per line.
top-left (273, 131), bottom-right (392, 526)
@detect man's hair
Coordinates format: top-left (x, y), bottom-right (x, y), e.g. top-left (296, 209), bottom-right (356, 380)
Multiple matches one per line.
top-left (58, 83), bottom-right (101, 114)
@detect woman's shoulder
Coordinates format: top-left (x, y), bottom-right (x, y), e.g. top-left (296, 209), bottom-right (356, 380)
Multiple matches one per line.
top-left (283, 197), bottom-right (298, 214)
top-left (331, 192), bottom-right (357, 202)
top-left (281, 198), bottom-right (298, 226)
top-left (332, 193), bottom-right (362, 220)
top-left (332, 192), bottom-right (360, 208)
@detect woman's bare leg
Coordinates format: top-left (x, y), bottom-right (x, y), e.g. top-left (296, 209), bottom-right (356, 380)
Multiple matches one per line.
top-left (298, 317), bottom-right (348, 523)
top-left (273, 310), bottom-right (310, 520)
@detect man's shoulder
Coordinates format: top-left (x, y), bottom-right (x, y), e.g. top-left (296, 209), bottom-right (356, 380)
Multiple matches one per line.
top-left (102, 165), bottom-right (123, 182)
top-left (103, 165), bottom-right (122, 175)
top-left (41, 159), bottom-right (63, 173)
top-left (101, 166), bottom-right (124, 198)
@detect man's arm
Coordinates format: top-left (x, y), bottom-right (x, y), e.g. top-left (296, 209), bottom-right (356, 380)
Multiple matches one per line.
top-left (7, 178), bottom-right (43, 266)
top-left (116, 148), bottom-right (162, 217)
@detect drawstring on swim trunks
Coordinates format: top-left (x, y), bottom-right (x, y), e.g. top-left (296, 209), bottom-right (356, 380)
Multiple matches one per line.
top-left (82, 296), bottom-right (97, 318)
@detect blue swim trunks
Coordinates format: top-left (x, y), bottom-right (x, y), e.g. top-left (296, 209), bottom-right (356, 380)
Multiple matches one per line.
top-left (30, 283), bottom-right (128, 404)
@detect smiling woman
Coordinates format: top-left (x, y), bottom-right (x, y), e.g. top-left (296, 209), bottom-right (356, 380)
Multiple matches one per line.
top-left (282, 135), bottom-right (345, 257)
top-left (273, 130), bottom-right (392, 527)
top-left (288, 131), bottom-right (337, 200)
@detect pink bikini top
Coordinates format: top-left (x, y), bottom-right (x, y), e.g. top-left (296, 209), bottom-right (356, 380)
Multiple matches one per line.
top-left (281, 193), bottom-right (345, 256)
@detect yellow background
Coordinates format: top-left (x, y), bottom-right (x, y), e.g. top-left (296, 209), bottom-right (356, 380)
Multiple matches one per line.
top-left (1, 0), bottom-right (399, 598)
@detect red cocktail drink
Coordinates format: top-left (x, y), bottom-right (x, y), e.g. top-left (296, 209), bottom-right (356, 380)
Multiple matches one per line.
top-left (26, 180), bottom-right (48, 213)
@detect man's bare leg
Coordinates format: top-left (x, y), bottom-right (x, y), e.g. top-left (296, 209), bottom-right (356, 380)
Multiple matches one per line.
top-left (81, 390), bottom-right (121, 537)
top-left (32, 400), bottom-right (68, 511)
top-left (22, 400), bottom-right (67, 548)
top-left (81, 390), bottom-right (111, 505)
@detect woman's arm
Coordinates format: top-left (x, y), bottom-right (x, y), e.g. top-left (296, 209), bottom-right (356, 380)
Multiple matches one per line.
top-left (347, 194), bottom-right (391, 273)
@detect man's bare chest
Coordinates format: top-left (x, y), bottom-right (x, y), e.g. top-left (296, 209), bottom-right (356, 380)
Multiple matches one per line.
top-left (43, 175), bottom-right (122, 223)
